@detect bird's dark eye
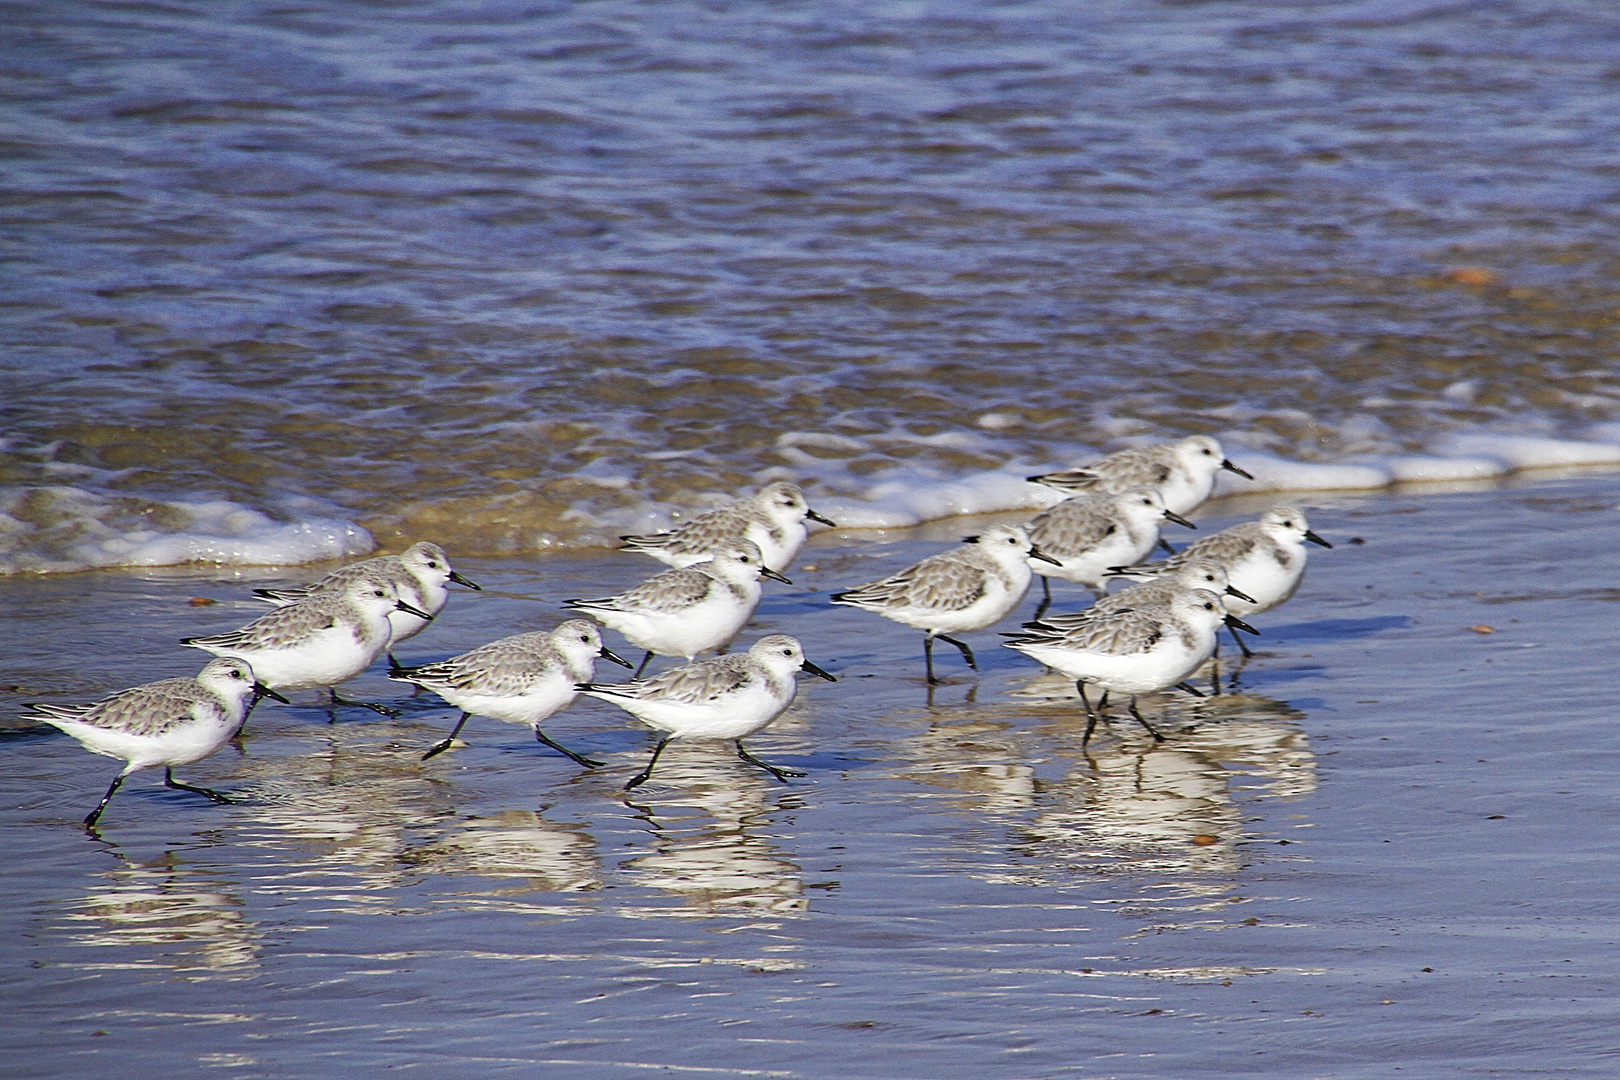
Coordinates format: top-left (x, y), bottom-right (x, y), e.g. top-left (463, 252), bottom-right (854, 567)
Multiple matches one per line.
top-left (230, 670), bottom-right (241, 678)
top-left (1283, 520), bottom-right (1293, 527)
top-left (1204, 602), bottom-right (1214, 610)
top-left (427, 561), bottom-right (439, 569)
top-left (374, 589), bottom-right (386, 597)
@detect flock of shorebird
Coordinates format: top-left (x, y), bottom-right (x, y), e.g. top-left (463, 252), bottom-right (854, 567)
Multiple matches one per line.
top-left (27, 435), bottom-right (1332, 828)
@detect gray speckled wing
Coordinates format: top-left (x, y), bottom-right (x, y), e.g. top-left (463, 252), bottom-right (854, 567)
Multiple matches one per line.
top-left (1164, 524), bottom-right (1263, 569)
top-left (258, 558), bottom-right (402, 602)
top-left (32, 678), bottom-right (211, 738)
top-left (622, 503), bottom-right (760, 557)
top-left (1015, 608), bottom-right (1166, 656)
top-left (1039, 449), bottom-right (1173, 493)
top-left (187, 593), bottom-right (349, 649)
top-left (1027, 499), bottom-right (1119, 555)
top-left (572, 566), bottom-right (718, 614)
top-left (398, 632), bottom-right (559, 694)
top-left (609, 655), bottom-right (757, 705)
top-left (837, 550), bottom-right (989, 613)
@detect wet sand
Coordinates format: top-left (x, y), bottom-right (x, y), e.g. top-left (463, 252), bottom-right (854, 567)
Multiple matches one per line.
top-left (4, 473), bottom-right (1620, 1078)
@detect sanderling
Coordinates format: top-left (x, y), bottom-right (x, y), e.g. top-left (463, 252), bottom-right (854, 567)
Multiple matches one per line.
top-left (1004, 589), bottom-right (1255, 745)
top-left (25, 657), bottom-right (288, 828)
top-left (619, 481), bottom-right (836, 574)
top-left (1024, 488), bottom-right (1196, 610)
top-left (565, 538), bottom-right (788, 675)
top-left (578, 634), bottom-right (836, 789)
top-left (183, 576), bottom-right (432, 715)
top-left (831, 523), bottom-right (1060, 684)
top-left (389, 619), bottom-right (633, 765)
top-left (253, 541), bottom-right (480, 665)
top-left (1107, 505), bottom-right (1332, 656)
top-left (1022, 557), bottom-right (1258, 694)
top-left (1028, 435), bottom-right (1253, 517)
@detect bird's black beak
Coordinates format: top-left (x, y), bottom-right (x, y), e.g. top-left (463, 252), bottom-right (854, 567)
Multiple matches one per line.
top-left (762, 567), bottom-right (793, 584)
top-left (1222, 459), bottom-right (1254, 479)
top-left (1225, 585), bottom-right (1257, 604)
top-left (800, 659), bottom-right (837, 682)
top-left (252, 683), bottom-right (290, 704)
top-left (397, 600), bottom-right (434, 620)
top-left (962, 535), bottom-right (979, 543)
top-left (1029, 544), bottom-right (1063, 566)
top-left (600, 646), bottom-right (634, 668)
top-left (448, 571), bottom-right (482, 590)
top-left (1162, 510), bottom-right (1197, 529)
top-left (1305, 530), bottom-right (1333, 548)
top-left (807, 508), bottom-right (837, 527)
top-left (1225, 614), bottom-right (1260, 635)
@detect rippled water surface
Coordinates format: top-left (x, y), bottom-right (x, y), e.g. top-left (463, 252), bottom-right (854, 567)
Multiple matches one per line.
top-left (6, 479), bottom-right (1620, 1077)
top-left (5, 0), bottom-right (1620, 564)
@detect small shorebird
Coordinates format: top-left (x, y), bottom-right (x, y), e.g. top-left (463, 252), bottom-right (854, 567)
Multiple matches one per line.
top-left (565, 538), bottom-right (788, 676)
top-left (183, 576), bottom-right (432, 715)
top-left (1106, 505), bottom-right (1331, 656)
top-left (1027, 435), bottom-right (1253, 518)
top-left (1004, 589), bottom-right (1254, 745)
top-left (252, 541), bottom-right (480, 665)
top-left (831, 523), bottom-right (1060, 684)
top-left (389, 620), bottom-right (632, 765)
top-left (619, 481), bottom-right (836, 574)
top-left (1021, 557), bottom-right (1257, 694)
top-left (579, 634), bottom-right (836, 790)
top-left (1024, 488), bottom-right (1196, 612)
top-left (26, 657), bottom-right (288, 828)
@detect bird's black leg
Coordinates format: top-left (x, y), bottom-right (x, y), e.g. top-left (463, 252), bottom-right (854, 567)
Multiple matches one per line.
top-left (924, 635), bottom-right (939, 685)
top-left (1175, 681), bottom-right (1206, 698)
top-left (1033, 576), bottom-right (1053, 621)
top-left (937, 634), bottom-right (978, 672)
top-left (625, 736), bottom-right (673, 790)
top-left (1157, 537), bottom-right (1177, 556)
top-left (1126, 697), bottom-right (1166, 742)
top-left (164, 767), bottom-right (233, 804)
top-left (1229, 624), bottom-right (1254, 659)
top-left (537, 728), bottom-right (604, 768)
top-left (736, 740), bottom-right (806, 783)
top-left (330, 687), bottom-right (401, 719)
top-left (633, 651), bottom-right (654, 679)
top-left (422, 711), bottom-right (473, 760)
top-left (83, 772), bottom-right (127, 829)
top-left (1078, 683), bottom-right (1103, 746)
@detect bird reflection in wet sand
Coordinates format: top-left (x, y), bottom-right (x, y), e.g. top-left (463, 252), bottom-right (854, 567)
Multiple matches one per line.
top-left (1009, 682), bottom-right (1317, 893)
top-left (622, 772), bottom-right (806, 915)
top-left (403, 810), bottom-right (602, 896)
top-left (59, 846), bottom-right (261, 977)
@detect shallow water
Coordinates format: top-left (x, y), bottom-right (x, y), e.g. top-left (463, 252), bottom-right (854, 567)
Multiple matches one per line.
top-left (6, 476), bottom-right (1620, 1077)
top-left (6, 0), bottom-right (1620, 569)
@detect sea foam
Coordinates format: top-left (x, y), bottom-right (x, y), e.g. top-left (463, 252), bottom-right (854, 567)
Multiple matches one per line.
top-left (0, 487), bottom-right (373, 575)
